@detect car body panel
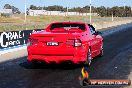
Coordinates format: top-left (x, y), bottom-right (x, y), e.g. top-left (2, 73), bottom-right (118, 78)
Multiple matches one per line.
top-left (27, 22), bottom-right (103, 64)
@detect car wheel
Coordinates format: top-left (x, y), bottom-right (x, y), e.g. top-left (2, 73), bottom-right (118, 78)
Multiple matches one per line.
top-left (85, 48), bottom-right (92, 66)
top-left (99, 44), bottom-right (104, 57)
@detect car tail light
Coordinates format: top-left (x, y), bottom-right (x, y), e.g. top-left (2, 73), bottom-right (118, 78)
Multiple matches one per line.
top-left (66, 39), bottom-right (82, 47)
top-left (27, 38), bottom-right (38, 46)
top-left (74, 39), bottom-right (82, 47)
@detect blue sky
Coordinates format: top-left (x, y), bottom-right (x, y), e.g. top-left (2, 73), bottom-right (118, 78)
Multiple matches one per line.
top-left (0, 0), bottom-right (131, 12)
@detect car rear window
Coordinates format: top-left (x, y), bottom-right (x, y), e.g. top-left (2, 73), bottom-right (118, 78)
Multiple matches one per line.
top-left (50, 23), bottom-right (86, 31)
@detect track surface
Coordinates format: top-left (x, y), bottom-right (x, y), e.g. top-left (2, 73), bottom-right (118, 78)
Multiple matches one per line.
top-left (0, 23), bottom-right (132, 88)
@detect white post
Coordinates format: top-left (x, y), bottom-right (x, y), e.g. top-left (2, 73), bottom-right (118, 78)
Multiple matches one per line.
top-left (112, 13), bottom-right (114, 21)
top-left (124, 4), bottom-right (125, 10)
top-left (24, 0), bottom-right (27, 23)
top-left (124, 3), bottom-right (126, 17)
top-left (89, 0), bottom-right (92, 23)
top-left (67, 7), bottom-right (68, 16)
top-left (66, 1), bottom-right (69, 16)
top-left (131, 6), bottom-right (132, 15)
top-left (40, 0), bottom-right (43, 10)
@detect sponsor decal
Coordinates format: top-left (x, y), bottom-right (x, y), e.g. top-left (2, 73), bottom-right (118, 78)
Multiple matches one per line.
top-left (0, 31), bottom-right (23, 47)
top-left (79, 67), bottom-right (131, 87)
top-left (0, 29), bottom-right (42, 49)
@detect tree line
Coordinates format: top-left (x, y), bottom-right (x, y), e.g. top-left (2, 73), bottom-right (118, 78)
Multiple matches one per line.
top-left (29, 5), bottom-right (132, 17)
top-left (2, 4), bottom-right (132, 17)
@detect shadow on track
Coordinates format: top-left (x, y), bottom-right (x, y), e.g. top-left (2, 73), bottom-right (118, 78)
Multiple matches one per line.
top-left (19, 60), bottom-right (86, 70)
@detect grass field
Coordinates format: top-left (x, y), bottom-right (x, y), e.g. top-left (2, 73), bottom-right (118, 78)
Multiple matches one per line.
top-left (0, 15), bottom-right (132, 32)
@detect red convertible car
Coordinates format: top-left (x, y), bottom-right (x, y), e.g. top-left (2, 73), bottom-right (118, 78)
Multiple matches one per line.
top-left (27, 22), bottom-right (103, 65)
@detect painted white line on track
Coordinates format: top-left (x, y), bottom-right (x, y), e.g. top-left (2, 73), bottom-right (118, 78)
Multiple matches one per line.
top-left (0, 45), bottom-right (27, 55)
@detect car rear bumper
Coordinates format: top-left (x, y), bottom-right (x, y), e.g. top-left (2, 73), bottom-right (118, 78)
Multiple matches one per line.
top-left (27, 46), bottom-right (87, 64)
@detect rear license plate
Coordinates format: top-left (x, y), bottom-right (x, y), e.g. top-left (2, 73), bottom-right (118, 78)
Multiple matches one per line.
top-left (47, 42), bottom-right (58, 46)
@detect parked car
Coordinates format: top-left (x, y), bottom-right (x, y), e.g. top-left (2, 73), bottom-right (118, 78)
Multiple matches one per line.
top-left (27, 22), bottom-right (103, 65)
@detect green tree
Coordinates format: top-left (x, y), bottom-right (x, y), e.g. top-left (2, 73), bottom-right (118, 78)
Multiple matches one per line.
top-left (4, 4), bottom-right (12, 9)
top-left (29, 5), bottom-right (38, 10)
top-left (3, 4), bottom-right (21, 14)
top-left (96, 6), bottom-right (107, 17)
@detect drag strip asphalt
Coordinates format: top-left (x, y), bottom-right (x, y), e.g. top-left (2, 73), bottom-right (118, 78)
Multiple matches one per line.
top-left (0, 23), bottom-right (132, 88)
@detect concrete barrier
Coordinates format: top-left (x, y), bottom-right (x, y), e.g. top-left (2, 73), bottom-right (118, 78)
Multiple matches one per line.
top-left (0, 29), bottom-right (42, 49)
